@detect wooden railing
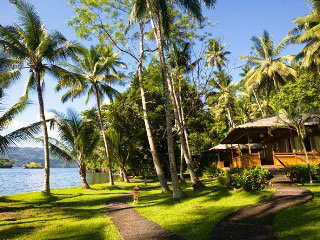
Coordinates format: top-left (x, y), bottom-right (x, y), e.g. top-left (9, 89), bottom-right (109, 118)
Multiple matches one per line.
top-left (231, 153), bottom-right (261, 168)
top-left (273, 152), bottom-right (320, 167)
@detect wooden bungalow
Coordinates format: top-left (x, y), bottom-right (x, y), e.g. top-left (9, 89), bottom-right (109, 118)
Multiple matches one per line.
top-left (221, 115), bottom-right (320, 168)
top-left (209, 144), bottom-right (262, 168)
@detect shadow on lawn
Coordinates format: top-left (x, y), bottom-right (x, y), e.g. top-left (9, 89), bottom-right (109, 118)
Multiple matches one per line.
top-left (274, 187), bottom-right (320, 240)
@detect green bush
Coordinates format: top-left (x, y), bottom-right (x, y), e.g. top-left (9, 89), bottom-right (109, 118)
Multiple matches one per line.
top-left (203, 165), bottom-right (223, 178)
top-left (217, 167), bottom-right (272, 191)
top-left (285, 164), bottom-right (320, 183)
top-left (238, 168), bottom-right (273, 191)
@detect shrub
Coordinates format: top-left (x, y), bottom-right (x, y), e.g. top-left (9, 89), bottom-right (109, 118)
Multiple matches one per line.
top-left (238, 168), bottom-right (273, 191)
top-left (285, 164), bottom-right (320, 183)
top-left (218, 167), bottom-right (272, 191)
top-left (203, 165), bottom-right (223, 178)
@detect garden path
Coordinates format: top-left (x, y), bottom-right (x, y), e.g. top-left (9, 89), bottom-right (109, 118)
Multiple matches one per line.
top-left (211, 174), bottom-right (313, 240)
top-left (105, 193), bottom-right (181, 240)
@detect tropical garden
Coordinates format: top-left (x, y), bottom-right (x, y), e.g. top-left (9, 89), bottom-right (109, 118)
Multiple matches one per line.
top-left (2, 0), bottom-right (320, 239)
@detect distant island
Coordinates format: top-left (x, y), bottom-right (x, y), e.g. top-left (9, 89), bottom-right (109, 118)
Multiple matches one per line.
top-left (22, 162), bottom-right (43, 169)
top-left (0, 158), bottom-right (14, 168)
top-left (4, 147), bottom-right (76, 168)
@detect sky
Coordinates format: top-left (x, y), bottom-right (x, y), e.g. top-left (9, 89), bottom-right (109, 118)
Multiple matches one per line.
top-left (1, 0), bottom-right (311, 147)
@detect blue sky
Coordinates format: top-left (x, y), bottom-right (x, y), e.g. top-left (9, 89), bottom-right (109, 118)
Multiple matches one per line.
top-left (1, 0), bottom-right (311, 147)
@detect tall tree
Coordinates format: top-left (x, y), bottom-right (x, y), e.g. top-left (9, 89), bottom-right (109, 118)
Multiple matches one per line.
top-left (48, 109), bottom-right (99, 188)
top-left (53, 45), bottom-right (125, 186)
top-left (131, 0), bottom-right (216, 199)
top-left (168, 41), bottom-right (205, 189)
top-left (0, 0), bottom-right (79, 194)
top-left (288, 0), bottom-right (320, 74)
top-left (137, 22), bottom-right (170, 192)
top-left (205, 38), bottom-right (231, 71)
top-left (241, 31), bottom-right (296, 94)
top-left (207, 70), bottom-right (238, 129)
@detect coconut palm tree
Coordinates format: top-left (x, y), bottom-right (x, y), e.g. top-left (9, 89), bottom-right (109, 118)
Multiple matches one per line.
top-left (130, 0), bottom-right (216, 199)
top-left (0, 0), bottom-right (79, 194)
top-left (241, 31), bottom-right (296, 93)
top-left (288, 0), bottom-right (320, 73)
top-left (205, 38), bottom-right (231, 71)
top-left (53, 45), bottom-right (126, 186)
top-left (207, 70), bottom-right (238, 129)
top-left (48, 109), bottom-right (99, 188)
top-left (0, 95), bottom-right (42, 154)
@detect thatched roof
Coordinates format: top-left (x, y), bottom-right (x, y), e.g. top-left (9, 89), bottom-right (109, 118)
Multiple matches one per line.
top-left (210, 144), bottom-right (261, 151)
top-left (221, 115), bottom-right (320, 144)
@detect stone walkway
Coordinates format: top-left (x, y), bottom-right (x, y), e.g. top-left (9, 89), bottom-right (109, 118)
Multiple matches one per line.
top-left (211, 175), bottom-right (313, 240)
top-left (105, 193), bottom-right (181, 240)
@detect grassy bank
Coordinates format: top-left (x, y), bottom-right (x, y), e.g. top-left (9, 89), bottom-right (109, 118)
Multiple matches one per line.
top-left (133, 179), bottom-right (273, 240)
top-left (274, 184), bottom-right (320, 240)
top-left (1, 178), bottom-right (273, 240)
top-left (0, 182), bottom-right (142, 240)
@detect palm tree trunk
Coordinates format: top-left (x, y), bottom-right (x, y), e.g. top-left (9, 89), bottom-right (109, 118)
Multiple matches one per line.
top-left (226, 105), bottom-right (236, 129)
top-left (79, 161), bottom-right (90, 189)
top-left (35, 71), bottom-right (50, 195)
top-left (94, 85), bottom-right (114, 186)
top-left (179, 146), bottom-right (186, 184)
top-left (252, 88), bottom-right (264, 117)
top-left (168, 74), bottom-right (204, 189)
top-left (146, 0), bottom-right (184, 199)
top-left (119, 164), bottom-right (130, 183)
top-left (301, 140), bottom-right (313, 183)
top-left (138, 22), bottom-right (170, 192)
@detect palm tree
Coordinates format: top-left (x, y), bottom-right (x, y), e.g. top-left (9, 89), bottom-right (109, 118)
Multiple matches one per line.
top-left (137, 22), bottom-right (170, 192)
top-left (130, 0), bottom-right (216, 199)
top-left (0, 95), bottom-right (42, 154)
top-left (53, 45), bottom-right (126, 186)
top-left (240, 64), bottom-right (264, 117)
top-left (205, 38), bottom-right (231, 70)
top-left (288, 0), bottom-right (320, 73)
top-left (168, 42), bottom-right (205, 189)
top-left (276, 108), bottom-right (318, 183)
top-left (0, 0), bottom-right (79, 194)
top-left (241, 31), bottom-right (296, 93)
top-left (207, 70), bottom-right (238, 129)
top-left (48, 109), bottom-right (99, 188)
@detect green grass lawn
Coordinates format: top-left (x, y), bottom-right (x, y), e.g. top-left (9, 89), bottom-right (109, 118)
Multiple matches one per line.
top-left (132, 178), bottom-right (273, 240)
top-left (274, 184), bottom-right (320, 240)
top-left (0, 181), bottom-right (146, 240)
top-left (0, 178), bottom-right (273, 240)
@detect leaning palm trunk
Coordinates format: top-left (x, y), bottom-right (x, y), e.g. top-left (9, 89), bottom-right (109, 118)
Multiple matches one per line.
top-left (168, 74), bottom-right (205, 190)
top-left (94, 86), bottom-right (114, 186)
top-left (146, 0), bottom-right (184, 199)
top-left (119, 164), bottom-right (130, 183)
top-left (36, 72), bottom-right (50, 195)
top-left (252, 88), bottom-right (264, 117)
top-left (79, 161), bottom-right (90, 188)
top-left (226, 105), bottom-right (236, 129)
top-left (179, 147), bottom-right (186, 184)
top-left (138, 22), bottom-right (170, 192)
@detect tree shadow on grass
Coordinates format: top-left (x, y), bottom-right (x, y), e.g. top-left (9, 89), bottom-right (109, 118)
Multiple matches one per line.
top-left (274, 186), bottom-right (320, 240)
top-left (0, 225), bottom-right (35, 239)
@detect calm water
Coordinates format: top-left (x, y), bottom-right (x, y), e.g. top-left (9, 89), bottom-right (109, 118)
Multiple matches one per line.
top-left (0, 168), bottom-right (111, 196)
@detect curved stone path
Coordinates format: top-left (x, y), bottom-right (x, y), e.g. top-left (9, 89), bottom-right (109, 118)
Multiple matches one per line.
top-left (105, 193), bottom-right (181, 240)
top-left (211, 175), bottom-right (313, 240)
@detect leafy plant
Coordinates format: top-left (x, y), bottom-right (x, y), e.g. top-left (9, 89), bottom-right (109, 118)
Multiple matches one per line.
top-left (218, 167), bottom-right (272, 191)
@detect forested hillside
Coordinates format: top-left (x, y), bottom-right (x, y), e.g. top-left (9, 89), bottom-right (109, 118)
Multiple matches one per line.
top-left (5, 147), bottom-right (76, 168)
